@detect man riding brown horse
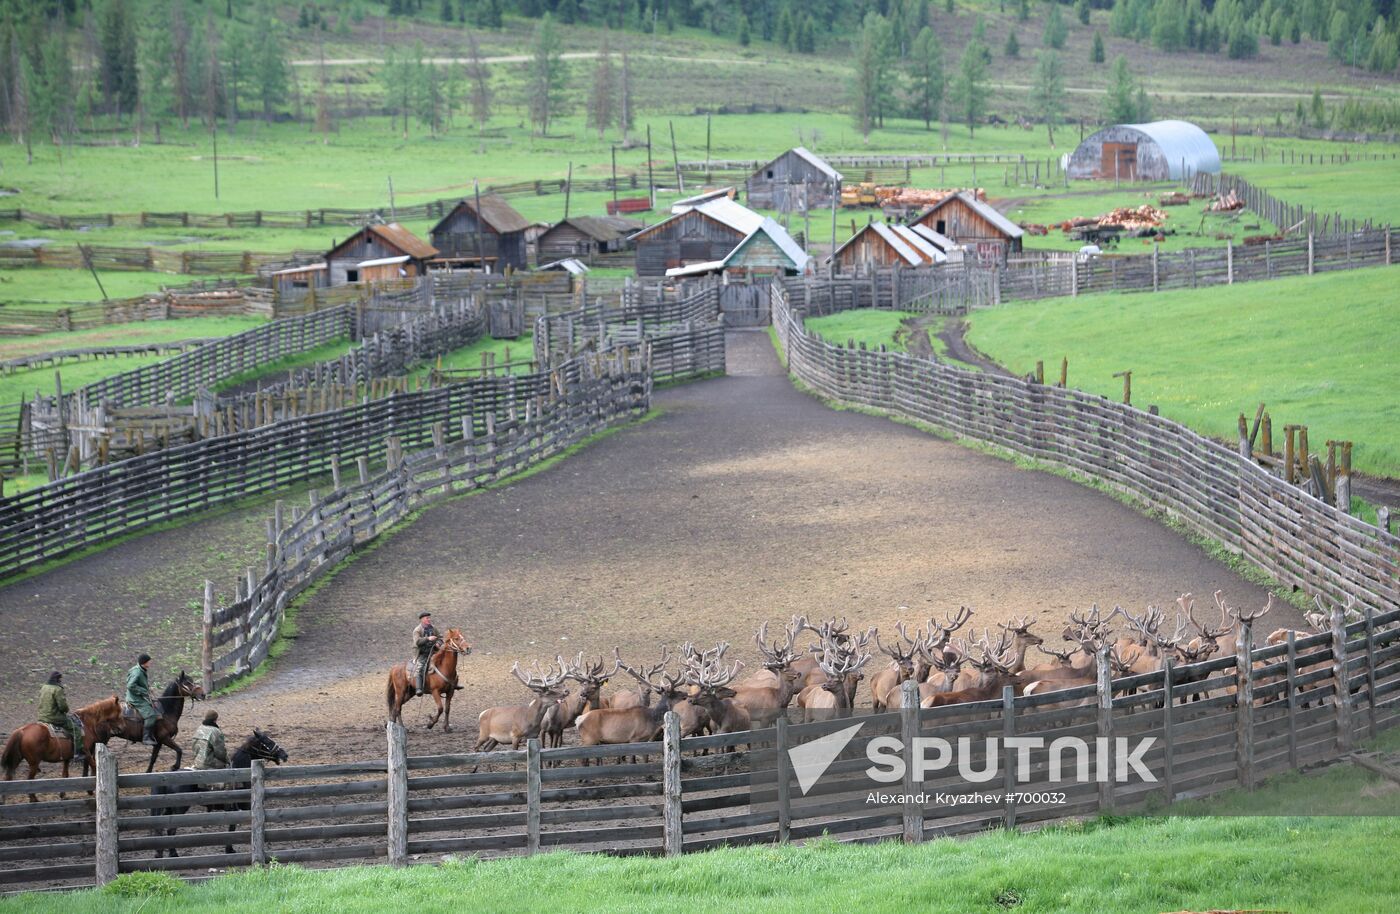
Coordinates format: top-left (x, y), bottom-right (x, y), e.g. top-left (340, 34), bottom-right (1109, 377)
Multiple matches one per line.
top-left (387, 627), bottom-right (472, 732)
top-left (412, 612), bottom-right (442, 694)
top-left (125, 653), bottom-right (158, 746)
top-left (37, 672), bottom-right (83, 763)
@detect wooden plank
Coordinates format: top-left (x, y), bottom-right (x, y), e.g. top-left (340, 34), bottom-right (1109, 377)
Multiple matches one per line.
top-left (95, 744), bottom-right (117, 886)
top-left (663, 711), bottom-right (683, 856)
top-left (387, 722), bottom-right (407, 866)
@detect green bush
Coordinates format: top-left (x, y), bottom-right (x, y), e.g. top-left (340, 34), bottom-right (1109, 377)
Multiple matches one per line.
top-left (103, 871), bottom-right (184, 899)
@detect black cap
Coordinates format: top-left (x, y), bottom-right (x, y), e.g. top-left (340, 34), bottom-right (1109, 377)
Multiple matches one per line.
top-left (419, 612), bottom-right (432, 620)
top-left (138, 653), bottom-right (151, 665)
top-left (47, 671), bottom-right (62, 685)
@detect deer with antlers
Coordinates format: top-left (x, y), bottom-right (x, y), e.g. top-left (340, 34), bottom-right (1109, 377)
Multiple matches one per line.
top-left (474, 660), bottom-right (571, 752)
top-left (922, 631), bottom-right (1022, 708)
top-left (869, 621), bottom-right (928, 712)
top-left (540, 654), bottom-right (615, 750)
top-left (725, 621), bottom-right (806, 726)
top-left (575, 648), bottom-right (689, 755)
top-left (681, 643), bottom-right (751, 738)
top-left (800, 628), bottom-right (874, 720)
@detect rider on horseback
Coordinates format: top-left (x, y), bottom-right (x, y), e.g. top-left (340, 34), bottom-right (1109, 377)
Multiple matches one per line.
top-left (190, 710), bottom-right (228, 770)
top-left (37, 671), bottom-right (82, 761)
top-left (412, 612), bottom-right (441, 693)
top-left (125, 654), bottom-right (158, 746)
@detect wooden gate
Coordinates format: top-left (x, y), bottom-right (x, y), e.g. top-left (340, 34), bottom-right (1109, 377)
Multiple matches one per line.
top-left (718, 283), bottom-right (770, 327)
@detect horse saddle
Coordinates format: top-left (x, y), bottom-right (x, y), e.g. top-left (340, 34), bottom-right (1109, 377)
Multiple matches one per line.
top-left (42, 715), bottom-right (81, 741)
top-left (120, 702), bottom-right (143, 723)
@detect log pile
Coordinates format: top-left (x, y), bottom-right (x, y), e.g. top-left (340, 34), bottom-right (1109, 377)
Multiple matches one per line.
top-left (1059, 205), bottom-right (1169, 234)
top-left (1209, 190), bottom-right (1246, 212)
top-left (874, 186), bottom-right (986, 208)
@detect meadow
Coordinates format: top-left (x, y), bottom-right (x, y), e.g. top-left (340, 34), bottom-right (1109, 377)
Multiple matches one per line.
top-left (965, 265), bottom-right (1400, 477)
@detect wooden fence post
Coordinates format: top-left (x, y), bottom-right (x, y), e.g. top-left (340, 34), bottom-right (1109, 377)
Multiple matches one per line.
top-left (1365, 605), bottom-right (1378, 739)
top-left (526, 738), bottom-right (542, 854)
top-left (1235, 620), bottom-right (1255, 790)
top-left (1161, 658), bottom-right (1174, 802)
top-left (1226, 241), bottom-right (1234, 284)
top-left (900, 679), bottom-right (924, 843)
top-left (250, 758), bottom-right (267, 865)
top-left (663, 711), bottom-right (683, 856)
top-left (94, 743), bottom-right (118, 886)
top-left (1331, 602), bottom-right (1354, 753)
top-left (387, 722), bottom-right (408, 866)
top-left (1001, 685), bottom-right (1017, 830)
top-left (1307, 233), bottom-right (1315, 274)
top-left (1096, 648), bottom-right (1114, 813)
top-left (201, 580), bottom-right (215, 696)
top-left (1285, 632), bottom-right (1299, 770)
top-left (775, 716), bottom-right (792, 844)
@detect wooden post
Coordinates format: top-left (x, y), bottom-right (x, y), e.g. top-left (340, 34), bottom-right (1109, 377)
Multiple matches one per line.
top-left (1283, 425), bottom-right (1296, 484)
top-left (1235, 620), bottom-right (1255, 790)
top-left (94, 744), bottom-right (118, 886)
top-left (250, 758), bottom-right (267, 865)
top-left (900, 679), bottom-right (924, 843)
top-left (1001, 685), bottom-right (1017, 829)
top-left (1365, 606), bottom-right (1378, 739)
top-left (526, 737), bottom-right (542, 854)
top-left (775, 716), bottom-right (792, 844)
top-left (1096, 648), bottom-right (1114, 813)
top-left (662, 711), bottom-right (683, 856)
top-left (1331, 602), bottom-right (1354, 753)
top-left (201, 580), bottom-right (215, 695)
top-left (1285, 632), bottom-right (1299, 770)
top-left (1307, 233), bottom-right (1315, 274)
top-left (1237, 414), bottom-right (1251, 461)
top-left (387, 722), bottom-right (408, 866)
top-left (1161, 658), bottom-right (1174, 802)
top-left (1226, 241), bottom-right (1233, 284)
top-left (1151, 243), bottom-right (1159, 291)
top-left (1059, 357), bottom-right (1067, 388)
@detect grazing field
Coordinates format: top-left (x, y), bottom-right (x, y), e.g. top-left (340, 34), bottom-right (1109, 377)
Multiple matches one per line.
top-left (1228, 156), bottom-right (1400, 229)
top-left (965, 266), bottom-right (1400, 478)
top-left (0, 316), bottom-right (267, 361)
top-left (0, 268), bottom-right (220, 307)
top-left (6, 813), bottom-right (1398, 913)
top-left (806, 309), bottom-right (914, 352)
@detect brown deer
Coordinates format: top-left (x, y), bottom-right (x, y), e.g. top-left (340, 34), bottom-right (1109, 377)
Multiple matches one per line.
top-left (576, 648), bottom-right (688, 754)
top-left (729, 620), bottom-right (805, 726)
top-left (681, 644), bottom-right (751, 738)
top-left (541, 654), bottom-right (616, 750)
top-left (922, 632), bottom-right (1021, 708)
top-left (801, 629), bottom-right (874, 720)
top-left (738, 616), bottom-right (814, 690)
top-left (869, 621), bottom-right (925, 712)
top-left (475, 660), bottom-right (570, 752)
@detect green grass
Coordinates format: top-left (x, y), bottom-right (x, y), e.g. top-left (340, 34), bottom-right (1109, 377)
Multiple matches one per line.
top-left (9, 810), bottom-right (1400, 912)
top-left (205, 337), bottom-right (355, 396)
top-left (0, 316), bottom-right (266, 360)
top-left (805, 309), bottom-right (913, 352)
top-left (0, 268), bottom-right (218, 307)
top-left (408, 333), bottom-right (537, 383)
top-left (966, 265), bottom-right (1400, 478)
top-left (1230, 155), bottom-right (1400, 230)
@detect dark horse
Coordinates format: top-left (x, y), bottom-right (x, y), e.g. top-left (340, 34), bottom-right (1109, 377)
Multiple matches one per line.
top-left (150, 729), bottom-right (288, 858)
top-left (1, 696), bottom-right (124, 800)
top-left (386, 628), bottom-right (472, 732)
top-left (99, 670), bottom-right (205, 772)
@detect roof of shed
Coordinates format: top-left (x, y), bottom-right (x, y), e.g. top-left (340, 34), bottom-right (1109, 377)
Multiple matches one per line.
top-left (325, 223), bottom-right (438, 261)
top-left (754, 147), bottom-right (843, 182)
top-left (545, 215), bottom-right (645, 242)
top-left (829, 222), bottom-right (944, 266)
top-left (431, 194), bottom-right (532, 235)
top-left (912, 192), bottom-right (1024, 240)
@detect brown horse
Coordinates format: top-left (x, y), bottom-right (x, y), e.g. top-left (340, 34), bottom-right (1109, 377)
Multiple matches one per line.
top-left (98, 670), bottom-right (205, 773)
top-left (386, 628), bottom-right (472, 732)
top-left (2, 695), bottom-right (124, 800)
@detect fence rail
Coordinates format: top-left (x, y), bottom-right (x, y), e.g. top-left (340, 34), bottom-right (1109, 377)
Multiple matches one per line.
top-left (0, 244), bottom-right (314, 276)
top-left (5, 602), bottom-right (1395, 888)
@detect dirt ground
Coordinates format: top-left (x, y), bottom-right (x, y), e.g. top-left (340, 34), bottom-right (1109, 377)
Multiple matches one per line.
top-left (0, 332), bottom-right (1289, 770)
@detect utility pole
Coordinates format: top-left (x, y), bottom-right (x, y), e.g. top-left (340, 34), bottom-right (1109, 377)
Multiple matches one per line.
top-left (646, 124), bottom-right (655, 210)
top-left (669, 120), bottom-right (683, 194)
top-left (388, 175), bottom-right (397, 221)
top-left (211, 124), bottom-right (220, 200)
top-left (564, 161), bottom-right (573, 219)
top-left (473, 179), bottom-right (486, 273)
top-left (829, 177), bottom-right (838, 279)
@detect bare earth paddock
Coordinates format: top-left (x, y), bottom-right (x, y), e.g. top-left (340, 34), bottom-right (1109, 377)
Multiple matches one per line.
top-left (0, 332), bottom-right (1286, 767)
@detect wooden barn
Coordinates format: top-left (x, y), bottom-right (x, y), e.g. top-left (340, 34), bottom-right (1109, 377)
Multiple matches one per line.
top-left (429, 194), bottom-right (531, 271)
top-left (632, 192), bottom-right (809, 278)
top-left (268, 262), bottom-right (329, 294)
top-left (828, 222), bottom-right (946, 273)
top-left (535, 215), bottom-right (643, 264)
top-left (1066, 120), bottom-right (1220, 182)
top-left (745, 147), bottom-right (843, 210)
top-left (909, 192), bottom-right (1024, 263)
top-left (323, 224), bottom-right (438, 286)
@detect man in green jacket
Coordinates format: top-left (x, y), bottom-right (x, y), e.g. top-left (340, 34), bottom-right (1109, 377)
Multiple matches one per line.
top-left (37, 671), bottom-right (83, 761)
top-left (191, 710), bottom-right (228, 770)
top-left (125, 653), bottom-right (157, 746)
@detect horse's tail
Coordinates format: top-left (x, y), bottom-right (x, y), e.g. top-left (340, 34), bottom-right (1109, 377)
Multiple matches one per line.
top-left (1, 728), bottom-right (24, 777)
top-left (385, 670), bottom-right (397, 716)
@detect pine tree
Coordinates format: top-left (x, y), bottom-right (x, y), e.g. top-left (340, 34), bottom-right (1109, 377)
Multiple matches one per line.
top-left (950, 38), bottom-right (988, 136)
top-left (1004, 30), bottom-right (1019, 57)
top-left (587, 33), bottom-right (614, 138)
top-left (1032, 48), bottom-right (1064, 146)
top-left (906, 25), bottom-right (944, 131)
top-left (797, 16), bottom-right (815, 53)
top-left (1091, 30), bottom-right (1106, 63)
top-left (1133, 83), bottom-right (1150, 121)
top-left (738, 13), bottom-right (751, 46)
top-left (1017, 0), bottom-right (1029, 22)
top-left (1075, 0), bottom-right (1090, 25)
top-left (99, 0), bottom-right (140, 117)
top-left (1103, 55), bottom-right (1137, 123)
top-left (1310, 87), bottom-right (1325, 127)
top-left (558, 0), bottom-right (578, 23)
top-left (528, 14), bottom-right (566, 135)
top-left (1042, 2), bottom-right (1068, 49)
top-left (776, 7), bottom-right (793, 48)
top-left (851, 11), bottom-right (895, 136)
top-left (619, 48), bottom-right (634, 139)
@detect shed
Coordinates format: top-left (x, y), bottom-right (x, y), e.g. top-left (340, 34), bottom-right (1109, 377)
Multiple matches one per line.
top-left (323, 224), bottom-right (438, 286)
top-left (268, 262), bottom-right (329, 294)
top-left (536, 215), bottom-right (644, 264)
top-left (429, 194), bottom-right (531, 271)
top-left (746, 147), bottom-right (843, 210)
top-left (829, 222), bottom-right (946, 272)
top-left (632, 193), bottom-right (809, 278)
top-left (1066, 120), bottom-right (1221, 182)
top-left (909, 191), bottom-right (1024, 263)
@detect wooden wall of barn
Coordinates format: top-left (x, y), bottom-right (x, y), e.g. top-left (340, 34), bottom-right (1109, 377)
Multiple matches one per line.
top-left (634, 212), bottom-right (745, 277)
top-left (746, 151), bottom-right (839, 209)
top-left (834, 231), bottom-right (903, 272)
top-left (431, 208), bottom-right (528, 270)
top-left (327, 234), bottom-right (411, 285)
top-left (913, 199), bottom-right (1021, 255)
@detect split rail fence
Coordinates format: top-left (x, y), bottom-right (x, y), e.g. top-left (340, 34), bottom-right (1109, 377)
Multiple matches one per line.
top-left (4, 602), bottom-right (1396, 888)
top-left (0, 244), bottom-right (315, 276)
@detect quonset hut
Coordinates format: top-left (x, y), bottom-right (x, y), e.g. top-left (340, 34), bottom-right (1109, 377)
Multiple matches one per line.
top-left (1066, 120), bottom-right (1221, 182)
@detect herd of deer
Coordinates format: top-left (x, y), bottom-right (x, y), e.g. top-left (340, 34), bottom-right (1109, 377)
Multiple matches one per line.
top-left (471, 592), bottom-right (1356, 755)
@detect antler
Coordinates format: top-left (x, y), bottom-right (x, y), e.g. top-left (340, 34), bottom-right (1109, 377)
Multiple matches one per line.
top-left (997, 615), bottom-right (1036, 635)
top-left (614, 646), bottom-right (673, 691)
top-left (755, 619), bottom-right (799, 668)
top-left (562, 653), bottom-right (612, 684)
top-left (1187, 591), bottom-right (1231, 640)
top-left (1036, 644), bottom-right (1078, 665)
top-left (1230, 592), bottom-right (1275, 625)
top-left (511, 658), bottom-right (568, 691)
top-left (816, 636), bottom-right (872, 679)
top-left (683, 643), bottom-right (744, 691)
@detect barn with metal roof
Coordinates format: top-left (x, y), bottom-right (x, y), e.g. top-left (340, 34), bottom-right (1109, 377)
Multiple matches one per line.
top-left (1066, 120), bottom-right (1221, 182)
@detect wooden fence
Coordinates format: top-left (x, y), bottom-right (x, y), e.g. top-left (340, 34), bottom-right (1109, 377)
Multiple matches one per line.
top-left (534, 282), bottom-right (722, 366)
top-left (1192, 171), bottom-right (1385, 236)
top-left (4, 601), bottom-right (1396, 888)
top-left (781, 267), bottom-right (997, 315)
top-left (0, 285), bottom-right (276, 337)
top-left (771, 282), bottom-right (1400, 614)
top-left (0, 244), bottom-right (315, 276)
top-left (0, 317), bottom-right (723, 578)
